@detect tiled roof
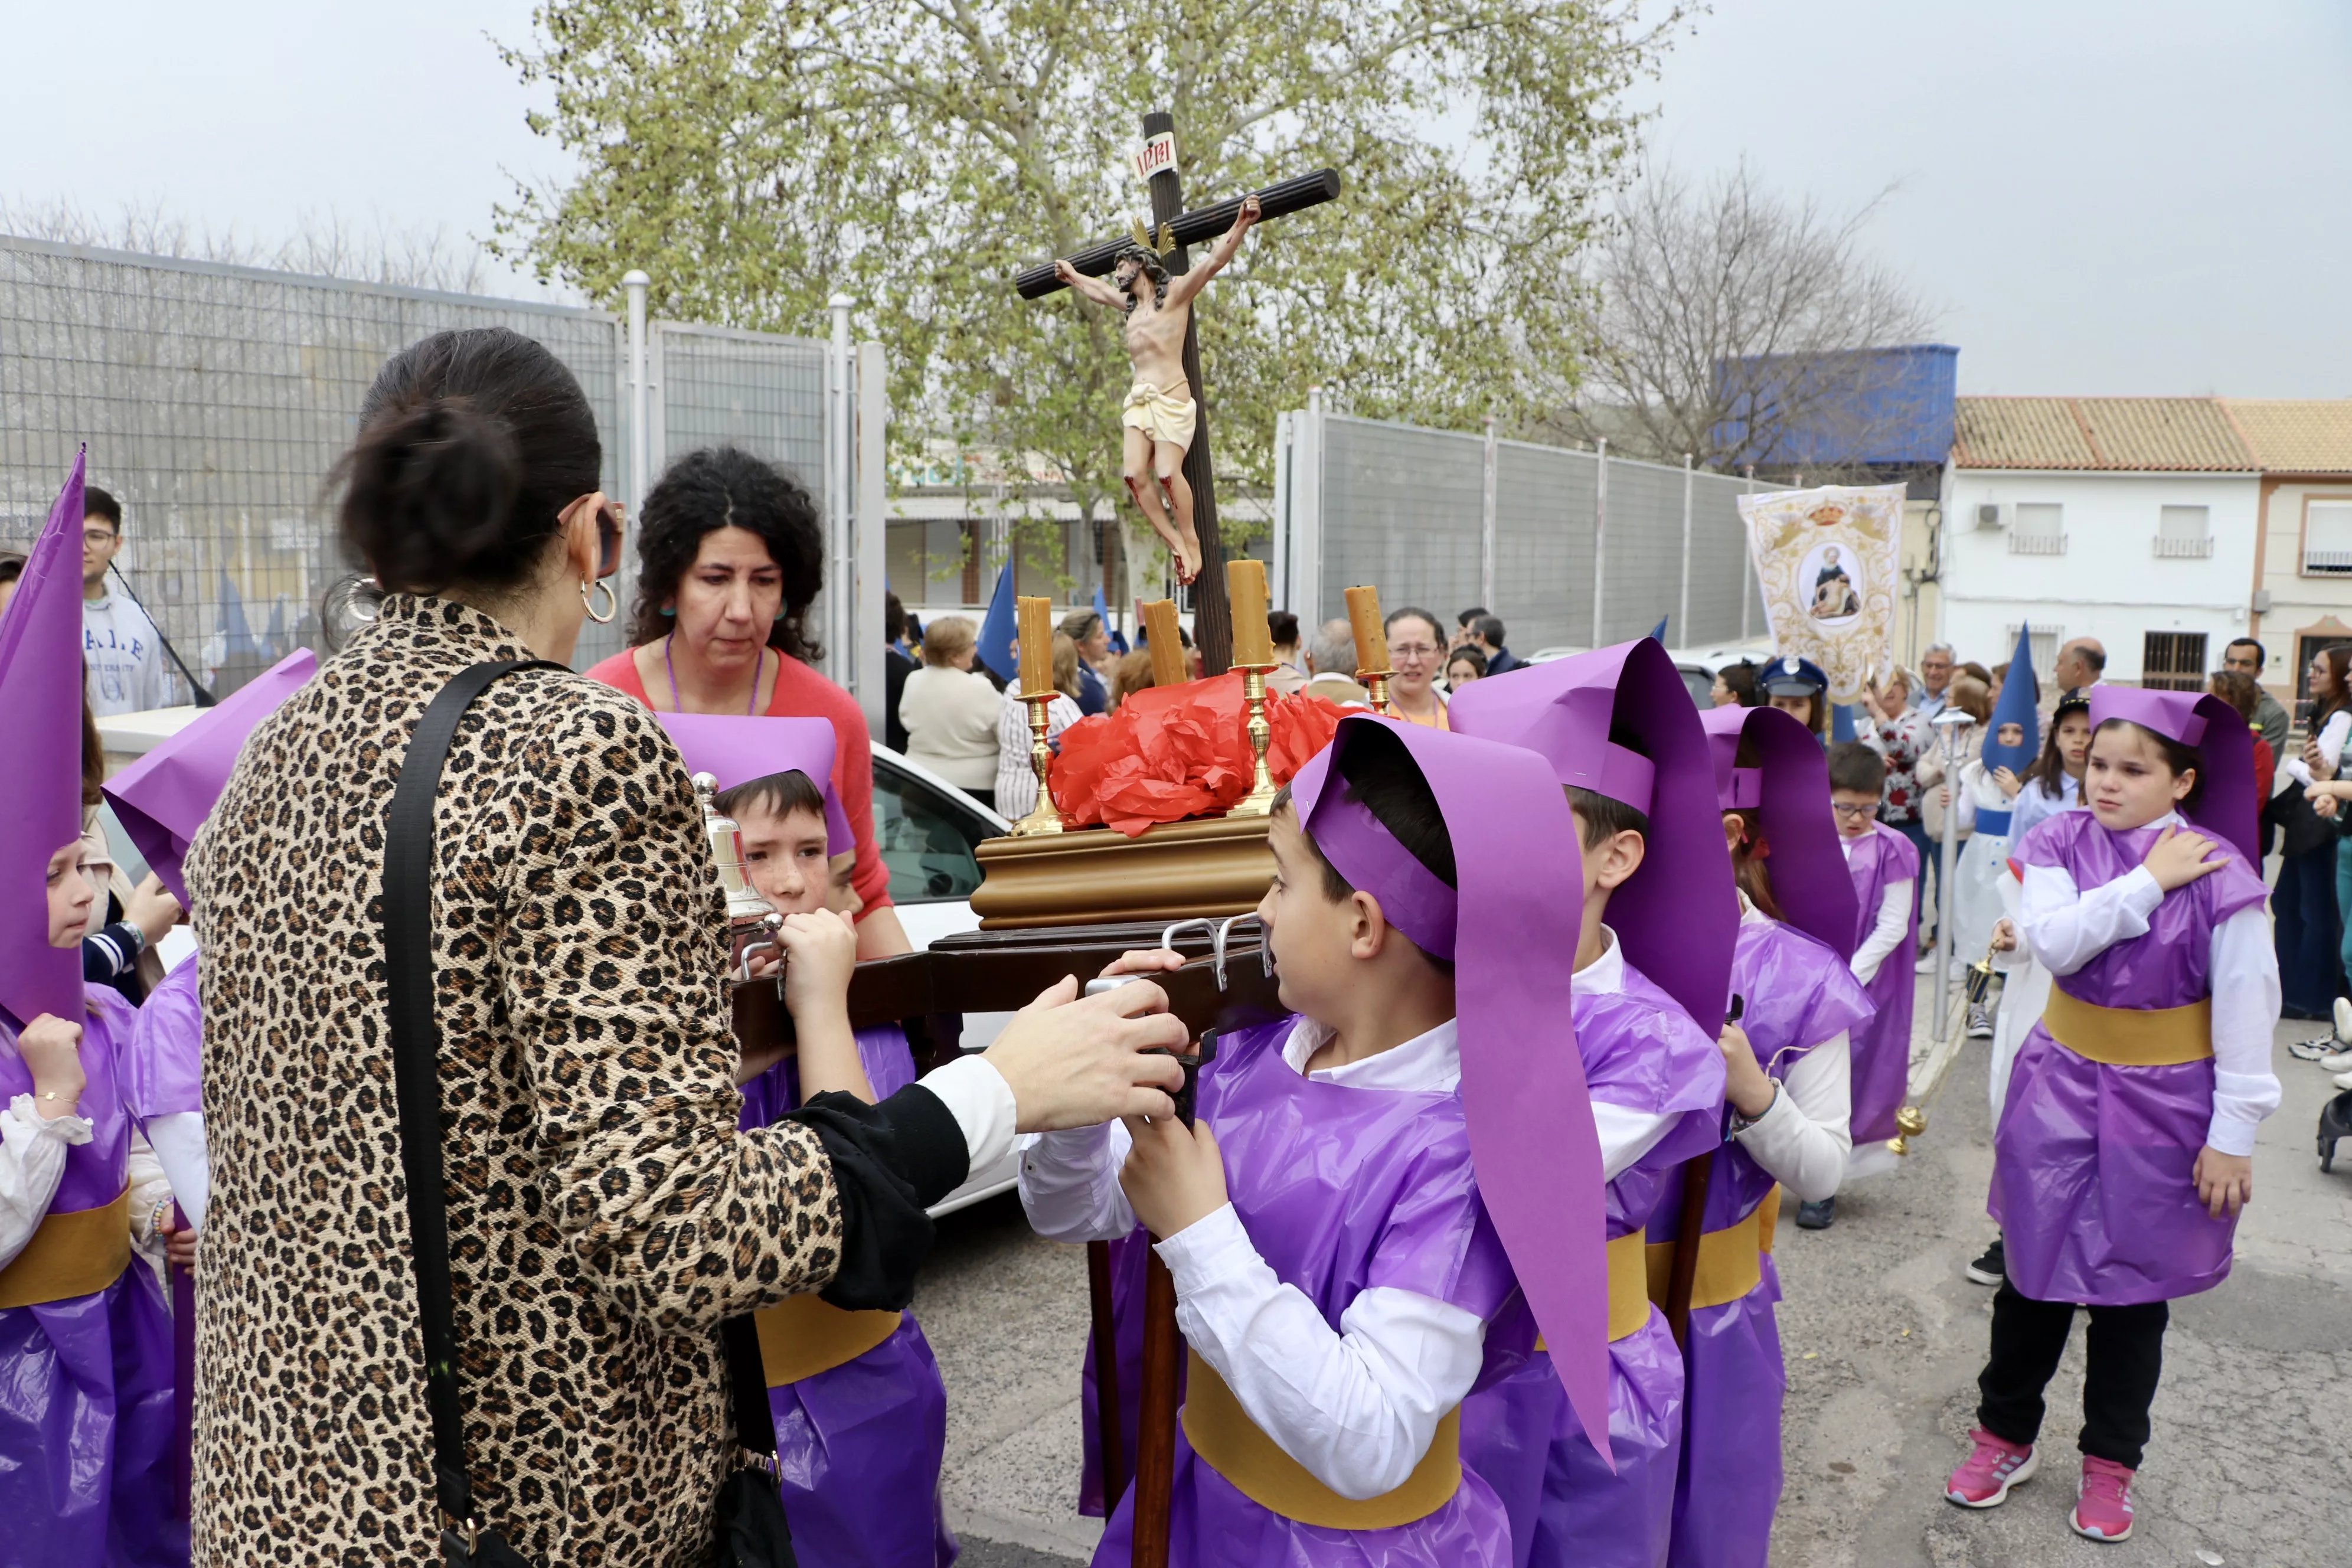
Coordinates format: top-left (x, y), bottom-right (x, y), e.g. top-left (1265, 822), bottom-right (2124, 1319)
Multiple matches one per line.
top-left (1953, 397), bottom-right (2255, 471)
top-left (2219, 400), bottom-right (2352, 473)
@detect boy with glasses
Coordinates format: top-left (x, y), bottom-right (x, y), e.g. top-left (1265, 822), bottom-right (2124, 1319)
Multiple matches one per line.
top-left (79, 487), bottom-right (173, 716)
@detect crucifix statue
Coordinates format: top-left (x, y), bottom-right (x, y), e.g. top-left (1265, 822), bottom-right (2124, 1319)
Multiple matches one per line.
top-left (1018, 113), bottom-right (1338, 674)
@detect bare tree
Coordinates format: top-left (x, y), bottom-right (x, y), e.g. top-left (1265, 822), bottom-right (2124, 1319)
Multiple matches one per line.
top-left (1540, 162), bottom-right (1940, 476)
top-left (0, 198), bottom-right (494, 294)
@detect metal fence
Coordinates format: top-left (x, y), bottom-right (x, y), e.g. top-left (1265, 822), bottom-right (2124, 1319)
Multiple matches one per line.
top-left (0, 235), bottom-right (859, 703)
top-left (1273, 406), bottom-right (1764, 654)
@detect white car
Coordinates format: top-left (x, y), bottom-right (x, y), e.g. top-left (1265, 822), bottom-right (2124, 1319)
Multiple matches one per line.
top-left (96, 710), bottom-right (1022, 1217)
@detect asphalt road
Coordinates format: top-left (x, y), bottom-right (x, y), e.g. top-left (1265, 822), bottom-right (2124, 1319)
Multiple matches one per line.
top-left (922, 972), bottom-right (2352, 1566)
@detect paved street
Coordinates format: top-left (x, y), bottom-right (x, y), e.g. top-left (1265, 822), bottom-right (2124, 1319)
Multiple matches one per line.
top-left (922, 972), bottom-right (2351, 1567)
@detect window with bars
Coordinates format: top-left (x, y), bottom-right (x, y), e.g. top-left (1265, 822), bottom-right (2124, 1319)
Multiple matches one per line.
top-left (2140, 632), bottom-right (2209, 692)
top-left (2154, 505), bottom-right (2213, 558)
top-left (2304, 499), bottom-right (2352, 575)
top-left (2009, 502), bottom-right (2066, 555)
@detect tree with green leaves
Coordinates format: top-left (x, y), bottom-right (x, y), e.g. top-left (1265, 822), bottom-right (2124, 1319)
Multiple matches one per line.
top-left (495, 0), bottom-right (1677, 600)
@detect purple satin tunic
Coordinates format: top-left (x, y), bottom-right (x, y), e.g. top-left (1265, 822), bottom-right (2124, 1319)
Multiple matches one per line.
top-left (1092, 1015), bottom-right (1520, 1567)
top-left (1648, 919), bottom-right (1871, 1568)
top-left (1843, 824), bottom-right (1917, 1145)
top-left (1461, 956), bottom-right (1726, 1568)
top-left (1993, 814), bottom-right (2268, 1306)
top-left (0, 986), bottom-right (185, 1566)
top-left (739, 1024), bottom-right (957, 1567)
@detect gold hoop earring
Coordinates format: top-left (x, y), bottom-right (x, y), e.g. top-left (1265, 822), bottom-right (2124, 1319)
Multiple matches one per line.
top-left (582, 579), bottom-right (618, 624)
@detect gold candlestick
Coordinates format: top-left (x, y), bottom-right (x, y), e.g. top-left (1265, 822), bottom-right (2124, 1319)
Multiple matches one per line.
top-left (1010, 691), bottom-right (1066, 837)
top-left (1360, 668), bottom-right (1394, 716)
top-left (1229, 662), bottom-right (1281, 816)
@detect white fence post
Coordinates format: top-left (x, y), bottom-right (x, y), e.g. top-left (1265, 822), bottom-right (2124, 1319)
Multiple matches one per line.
top-left (1270, 410), bottom-right (1292, 614)
top-left (1481, 415), bottom-right (1498, 612)
top-left (1590, 439), bottom-right (1608, 646)
top-left (855, 339), bottom-right (887, 740)
top-left (826, 294), bottom-right (855, 690)
top-left (1678, 453), bottom-right (1693, 642)
top-left (1742, 465), bottom-right (1756, 642)
top-left (1295, 387), bottom-right (1325, 627)
top-left (623, 270), bottom-right (650, 514)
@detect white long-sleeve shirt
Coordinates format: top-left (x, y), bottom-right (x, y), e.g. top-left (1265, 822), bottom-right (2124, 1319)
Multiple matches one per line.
top-left (0, 1095), bottom-right (95, 1270)
top-left (1017, 1017), bottom-right (1487, 1501)
top-left (2007, 774), bottom-right (2079, 840)
top-left (1838, 835), bottom-right (1913, 988)
top-left (993, 688), bottom-right (1082, 819)
top-left (2015, 811), bottom-right (2281, 1156)
top-left (1727, 899), bottom-right (1853, 1203)
top-left (2283, 708), bottom-right (2351, 790)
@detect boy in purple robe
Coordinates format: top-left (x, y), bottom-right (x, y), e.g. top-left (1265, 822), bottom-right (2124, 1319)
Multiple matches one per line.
top-left (1022, 715), bottom-right (1617, 1567)
top-left (1945, 688), bottom-right (2278, 1544)
top-left (1449, 638), bottom-right (1734, 1568)
top-left (1651, 704), bottom-right (1872, 1568)
top-left (660, 712), bottom-right (958, 1568)
top-left (0, 453), bottom-right (184, 1566)
top-left (1820, 741), bottom-right (1919, 1227)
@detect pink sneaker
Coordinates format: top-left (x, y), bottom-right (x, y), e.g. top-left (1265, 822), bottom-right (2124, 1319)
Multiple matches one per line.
top-left (1945, 1427), bottom-right (2038, 1507)
top-left (2070, 1455), bottom-right (2136, 1542)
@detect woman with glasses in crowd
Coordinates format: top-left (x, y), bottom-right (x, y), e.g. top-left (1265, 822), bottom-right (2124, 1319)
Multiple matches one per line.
top-left (1381, 605), bottom-right (1452, 729)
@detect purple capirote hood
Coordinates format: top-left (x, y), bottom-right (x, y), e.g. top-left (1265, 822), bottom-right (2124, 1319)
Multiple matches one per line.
top-left (2086, 686), bottom-right (2259, 865)
top-left (656, 711), bottom-right (854, 855)
top-left (1700, 703), bottom-right (1860, 958)
top-left (1291, 713), bottom-right (1613, 1466)
top-left (1448, 638), bottom-right (1737, 1034)
top-left (0, 450), bottom-right (90, 1027)
top-left (103, 648), bottom-right (316, 907)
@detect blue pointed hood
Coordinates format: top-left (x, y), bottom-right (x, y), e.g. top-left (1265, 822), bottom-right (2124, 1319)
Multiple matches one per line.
top-left (1983, 625), bottom-right (2040, 775)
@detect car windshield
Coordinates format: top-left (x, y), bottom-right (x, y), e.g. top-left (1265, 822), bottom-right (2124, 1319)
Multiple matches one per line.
top-left (873, 759), bottom-right (990, 903)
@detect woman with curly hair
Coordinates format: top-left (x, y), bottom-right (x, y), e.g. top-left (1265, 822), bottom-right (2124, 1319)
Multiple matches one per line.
top-left (584, 445), bottom-right (910, 955)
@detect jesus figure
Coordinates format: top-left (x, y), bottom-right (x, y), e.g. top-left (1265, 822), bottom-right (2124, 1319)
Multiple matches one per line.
top-left (1053, 194), bottom-right (1260, 585)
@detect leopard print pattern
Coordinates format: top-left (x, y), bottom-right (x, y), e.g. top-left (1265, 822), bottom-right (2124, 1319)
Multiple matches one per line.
top-left (185, 594), bottom-right (844, 1566)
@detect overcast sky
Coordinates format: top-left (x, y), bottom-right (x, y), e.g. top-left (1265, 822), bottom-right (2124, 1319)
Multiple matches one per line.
top-left (8, 0), bottom-right (2348, 396)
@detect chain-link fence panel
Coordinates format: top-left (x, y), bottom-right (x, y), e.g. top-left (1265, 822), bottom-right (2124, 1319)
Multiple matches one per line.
top-left (1318, 415), bottom-right (1485, 632)
top-left (1494, 440), bottom-right (1596, 652)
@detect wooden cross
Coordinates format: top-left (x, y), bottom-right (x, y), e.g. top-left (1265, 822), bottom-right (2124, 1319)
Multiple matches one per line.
top-left (1018, 112), bottom-right (1339, 675)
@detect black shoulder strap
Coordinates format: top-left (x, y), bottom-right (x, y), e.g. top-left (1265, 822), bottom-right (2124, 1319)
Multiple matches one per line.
top-left (381, 659), bottom-right (563, 1534)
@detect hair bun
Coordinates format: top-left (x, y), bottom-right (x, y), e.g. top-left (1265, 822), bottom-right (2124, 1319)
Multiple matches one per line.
top-left (338, 394), bottom-right (525, 594)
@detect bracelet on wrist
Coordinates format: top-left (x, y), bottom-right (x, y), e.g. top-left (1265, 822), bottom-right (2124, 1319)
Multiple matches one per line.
top-left (1727, 1081), bottom-right (1778, 1135)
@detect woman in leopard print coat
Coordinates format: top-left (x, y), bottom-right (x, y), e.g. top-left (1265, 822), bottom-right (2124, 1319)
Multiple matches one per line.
top-left (184, 329), bottom-right (1184, 1565)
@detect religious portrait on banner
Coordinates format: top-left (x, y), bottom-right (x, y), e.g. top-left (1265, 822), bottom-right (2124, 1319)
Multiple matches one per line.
top-left (1737, 483), bottom-right (1905, 703)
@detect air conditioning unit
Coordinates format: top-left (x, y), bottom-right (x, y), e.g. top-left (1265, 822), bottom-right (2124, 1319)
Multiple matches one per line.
top-left (1975, 502), bottom-right (2008, 531)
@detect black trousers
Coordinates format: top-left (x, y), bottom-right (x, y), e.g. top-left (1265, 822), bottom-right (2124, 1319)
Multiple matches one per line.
top-left (1976, 1280), bottom-right (2168, 1468)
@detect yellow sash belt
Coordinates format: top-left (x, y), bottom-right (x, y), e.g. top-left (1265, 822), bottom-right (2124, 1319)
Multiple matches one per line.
top-left (1534, 1228), bottom-right (1654, 1353)
top-left (2043, 986), bottom-right (2213, 1067)
top-left (1645, 1187), bottom-right (1781, 1311)
top-left (0, 1187), bottom-right (131, 1310)
top-left (1182, 1348), bottom-right (1461, 1529)
top-left (752, 1293), bottom-right (903, 1387)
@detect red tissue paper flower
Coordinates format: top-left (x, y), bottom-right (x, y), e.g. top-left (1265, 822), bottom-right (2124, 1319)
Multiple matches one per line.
top-left (1049, 674), bottom-right (1351, 837)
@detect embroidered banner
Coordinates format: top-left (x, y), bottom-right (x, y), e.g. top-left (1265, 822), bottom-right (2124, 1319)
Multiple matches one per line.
top-left (1737, 483), bottom-right (1905, 704)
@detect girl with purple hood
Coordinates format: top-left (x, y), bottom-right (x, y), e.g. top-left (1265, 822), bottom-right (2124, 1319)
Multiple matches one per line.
top-left (661, 711), bottom-right (958, 1568)
top-left (1653, 704), bottom-right (1872, 1567)
top-left (1944, 688), bottom-right (2278, 1546)
top-left (0, 454), bottom-right (182, 1565)
top-left (1022, 714), bottom-right (1616, 1567)
top-left (1448, 638), bottom-right (1734, 1568)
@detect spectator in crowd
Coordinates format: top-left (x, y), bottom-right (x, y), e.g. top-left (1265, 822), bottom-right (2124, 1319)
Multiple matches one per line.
top-left (1858, 667), bottom-right (1932, 879)
top-left (1465, 614), bottom-right (1521, 676)
top-left (1915, 673), bottom-right (1993, 969)
top-left (77, 692), bottom-right (175, 1004)
top-left (995, 632), bottom-right (1085, 818)
top-left (884, 590), bottom-right (916, 753)
top-left (1444, 645), bottom-right (1487, 690)
top-left (1106, 646), bottom-right (1159, 711)
top-left (1452, 606), bottom-right (1489, 650)
top-left (1381, 605), bottom-right (1451, 729)
top-left (2222, 637), bottom-right (2291, 757)
top-left (1958, 659), bottom-right (1995, 691)
top-left (1762, 654), bottom-right (1829, 740)
top-left (2052, 636), bottom-right (2105, 697)
top-left (1301, 618), bottom-right (1370, 706)
top-left (1265, 610), bottom-right (1307, 696)
top-left (1914, 642), bottom-right (1955, 720)
top-left (1058, 607), bottom-right (1113, 714)
top-left (79, 486), bottom-right (174, 717)
top-left (586, 444), bottom-right (909, 956)
top-left (899, 613), bottom-right (1004, 809)
top-left (0, 550), bottom-right (24, 622)
top-left (1709, 659), bottom-right (1760, 707)
top-left (2275, 646), bottom-right (2352, 1018)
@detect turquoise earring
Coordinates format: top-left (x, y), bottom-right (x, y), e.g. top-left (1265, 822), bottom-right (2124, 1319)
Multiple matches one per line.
top-left (661, 606), bottom-right (675, 616)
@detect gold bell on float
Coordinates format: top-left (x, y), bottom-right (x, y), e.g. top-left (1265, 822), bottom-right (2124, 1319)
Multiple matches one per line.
top-left (1887, 940), bottom-right (2004, 1157)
